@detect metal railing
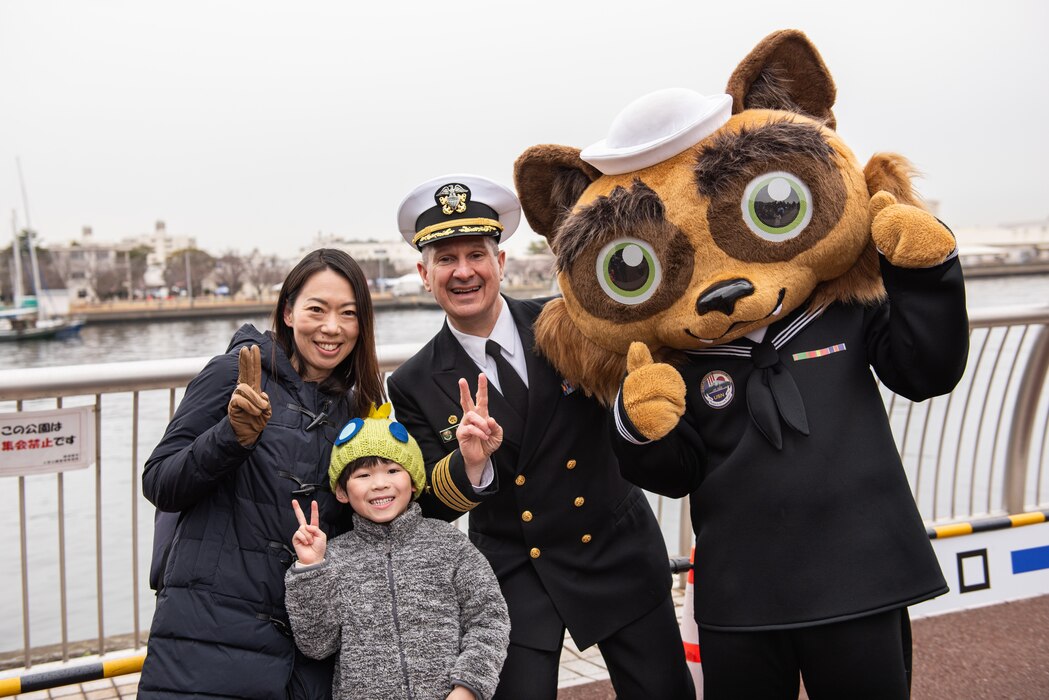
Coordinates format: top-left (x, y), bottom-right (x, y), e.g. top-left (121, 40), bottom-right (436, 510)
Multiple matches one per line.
top-left (2, 309), bottom-right (1048, 670)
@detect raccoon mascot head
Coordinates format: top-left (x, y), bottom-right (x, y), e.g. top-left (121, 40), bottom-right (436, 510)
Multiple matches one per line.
top-left (514, 29), bottom-right (955, 407)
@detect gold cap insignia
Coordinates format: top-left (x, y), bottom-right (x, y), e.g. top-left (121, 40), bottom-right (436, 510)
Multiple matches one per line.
top-left (437, 184), bottom-right (469, 216)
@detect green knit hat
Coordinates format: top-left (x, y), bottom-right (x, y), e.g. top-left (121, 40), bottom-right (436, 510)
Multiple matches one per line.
top-left (329, 403), bottom-right (425, 499)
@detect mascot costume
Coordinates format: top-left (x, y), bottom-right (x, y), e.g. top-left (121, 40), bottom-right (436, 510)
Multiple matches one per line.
top-left (513, 30), bottom-right (969, 699)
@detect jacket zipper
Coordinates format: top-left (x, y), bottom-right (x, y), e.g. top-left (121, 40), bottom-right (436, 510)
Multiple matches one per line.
top-left (385, 538), bottom-right (415, 700)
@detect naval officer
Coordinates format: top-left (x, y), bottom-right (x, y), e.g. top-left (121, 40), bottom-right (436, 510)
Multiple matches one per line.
top-left (387, 174), bottom-right (694, 699)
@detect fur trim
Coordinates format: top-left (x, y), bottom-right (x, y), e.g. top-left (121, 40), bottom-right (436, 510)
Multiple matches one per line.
top-left (694, 120), bottom-right (834, 198)
top-left (726, 29), bottom-right (837, 129)
top-left (513, 145), bottom-right (600, 244)
top-left (534, 298), bottom-right (626, 405)
top-left (555, 179), bottom-right (664, 271)
top-left (864, 153), bottom-right (925, 208)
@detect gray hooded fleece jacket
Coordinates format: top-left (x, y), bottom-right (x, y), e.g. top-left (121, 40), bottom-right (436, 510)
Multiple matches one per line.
top-left (285, 502), bottom-right (509, 700)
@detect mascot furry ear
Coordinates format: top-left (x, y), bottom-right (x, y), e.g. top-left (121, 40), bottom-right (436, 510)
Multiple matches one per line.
top-left (514, 29), bottom-right (955, 406)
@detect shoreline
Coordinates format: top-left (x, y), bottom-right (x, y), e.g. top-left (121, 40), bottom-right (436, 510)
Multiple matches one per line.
top-left (69, 285), bottom-right (550, 324)
top-left (58, 264), bottom-right (1049, 325)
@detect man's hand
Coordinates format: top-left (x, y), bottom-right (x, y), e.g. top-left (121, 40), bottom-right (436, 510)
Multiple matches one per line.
top-left (291, 499), bottom-right (327, 566)
top-left (621, 342), bottom-right (686, 441)
top-left (870, 191), bottom-right (955, 268)
top-left (228, 345), bottom-right (272, 447)
top-left (457, 374), bottom-right (503, 485)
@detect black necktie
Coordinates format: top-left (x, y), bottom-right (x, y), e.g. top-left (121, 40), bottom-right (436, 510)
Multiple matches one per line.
top-left (747, 339), bottom-right (809, 450)
top-left (485, 339), bottom-right (528, 419)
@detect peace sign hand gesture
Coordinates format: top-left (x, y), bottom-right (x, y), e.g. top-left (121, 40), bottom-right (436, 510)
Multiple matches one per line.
top-left (457, 374), bottom-right (504, 484)
top-left (291, 499), bottom-right (327, 566)
top-left (228, 344), bottom-right (272, 447)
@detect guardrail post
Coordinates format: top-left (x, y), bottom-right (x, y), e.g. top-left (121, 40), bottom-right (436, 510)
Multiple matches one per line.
top-left (1004, 325), bottom-right (1049, 513)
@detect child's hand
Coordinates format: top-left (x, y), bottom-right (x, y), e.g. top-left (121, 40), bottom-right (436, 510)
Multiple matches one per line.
top-left (291, 499), bottom-right (327, 566)
top-left (446, 686), bottom-right (476, 700)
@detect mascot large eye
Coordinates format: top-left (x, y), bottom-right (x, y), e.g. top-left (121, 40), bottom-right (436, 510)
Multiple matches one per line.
top-left (595, 238), bottom-right (662, 305)
top-left (741, 171), bottom-right (813, 242)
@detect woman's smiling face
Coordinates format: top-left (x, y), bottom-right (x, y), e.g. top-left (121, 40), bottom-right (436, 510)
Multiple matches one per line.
top-left (282, 268), bottom-right (359, 382)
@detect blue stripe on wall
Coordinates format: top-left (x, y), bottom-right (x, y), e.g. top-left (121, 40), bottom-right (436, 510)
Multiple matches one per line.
top-left (1011, 545), bottom-right (1049, 574)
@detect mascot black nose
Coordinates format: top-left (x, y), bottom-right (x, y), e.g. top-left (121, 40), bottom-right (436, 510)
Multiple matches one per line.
top-left (696, 279), bottom-right (755, 316)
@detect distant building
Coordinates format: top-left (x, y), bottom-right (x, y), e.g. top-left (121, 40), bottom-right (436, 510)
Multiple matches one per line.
top-left (954, 219), bottom-right (1049, 266)
top-left (141, 220), bottom-right (196, 268)
top-left (46, 226), bottom-right (135, 301)
top-left (297, 233), bottom-right (420, 281)
top-left (46, 220), bottom-right (200, 300)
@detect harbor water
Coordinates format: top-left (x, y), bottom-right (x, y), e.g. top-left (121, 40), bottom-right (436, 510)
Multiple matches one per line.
top-left (0, 276), bottom-right (1045, 655)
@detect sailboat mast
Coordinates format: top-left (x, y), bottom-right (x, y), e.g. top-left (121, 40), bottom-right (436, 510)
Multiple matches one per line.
top-left (16, 157), bottom-right (47, 318)
top-left (10, 210), bottom-right (25, 306)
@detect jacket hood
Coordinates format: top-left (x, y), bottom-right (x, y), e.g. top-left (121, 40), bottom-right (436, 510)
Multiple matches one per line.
top-left (226, 323), bottom-right (302, 390)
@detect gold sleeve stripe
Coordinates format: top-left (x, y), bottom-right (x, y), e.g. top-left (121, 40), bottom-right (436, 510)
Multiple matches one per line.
top-left (432, 454), bottom-right (478, 513)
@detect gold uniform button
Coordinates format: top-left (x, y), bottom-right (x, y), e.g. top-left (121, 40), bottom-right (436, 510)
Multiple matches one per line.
top-left (515, 475), bottom-right (526, 486)
top-left (530, 548), bottom-right (541, 559)
top-left (521, 510), bottom-right (533, 522)
top-left (566, 459), bottom-right (577, 470)
top-left (574, 497), bottom-right (585, 507)
top-left (581, 534), bottom-right (592, 544)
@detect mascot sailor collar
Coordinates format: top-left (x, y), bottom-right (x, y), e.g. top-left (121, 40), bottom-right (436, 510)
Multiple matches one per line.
top-left (514, 28), bottom-right (967, 449)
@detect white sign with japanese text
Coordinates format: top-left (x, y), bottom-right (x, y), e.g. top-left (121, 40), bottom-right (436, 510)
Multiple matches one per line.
top-left (0, 405), bottom-right (96, 477)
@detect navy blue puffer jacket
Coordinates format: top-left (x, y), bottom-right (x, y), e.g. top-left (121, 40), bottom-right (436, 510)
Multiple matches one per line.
top-left (140, 325), bottom-right (352, 699)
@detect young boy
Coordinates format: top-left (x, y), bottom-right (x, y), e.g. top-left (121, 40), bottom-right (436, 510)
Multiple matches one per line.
top-left (285, 403), bottom-right (510, 700)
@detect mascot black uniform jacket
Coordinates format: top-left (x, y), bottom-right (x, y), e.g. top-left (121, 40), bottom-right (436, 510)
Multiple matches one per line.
top-left (615, 256), bottom-right (966, 631)
top-left (388, 296), bottom-right (671, 651)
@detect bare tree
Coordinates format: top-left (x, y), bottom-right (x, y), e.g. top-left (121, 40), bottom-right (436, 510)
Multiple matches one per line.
top-left (244, 250), bottom-right (289, 298)
top-left (94, 267), bottom-right (125, 299)
top-left (126, 245), bottom-right (152, 296)
top-left (164, 247), bottom-right (215, 297)
top-left (216, 250), bottom-right (250, 297)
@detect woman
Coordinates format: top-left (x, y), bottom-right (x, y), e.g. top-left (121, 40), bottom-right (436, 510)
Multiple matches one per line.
top-left (139, 249), bottom-right (385, 699)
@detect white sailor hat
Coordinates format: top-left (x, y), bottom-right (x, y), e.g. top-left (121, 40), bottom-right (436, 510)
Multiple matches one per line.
top-left (396, 174), bottom-right (521, 250)
top-left (580, 88), bottom-right (733, 175)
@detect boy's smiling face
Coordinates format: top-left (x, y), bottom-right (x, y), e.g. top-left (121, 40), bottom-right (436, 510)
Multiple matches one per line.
top-left (335, 459), bottom-right (415, 524)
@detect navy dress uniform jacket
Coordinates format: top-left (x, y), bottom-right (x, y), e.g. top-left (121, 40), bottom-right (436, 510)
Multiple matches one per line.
top-left (388, 296), bottom-right (672, 651)
top-left (615, 256), bottom-right (968, 631)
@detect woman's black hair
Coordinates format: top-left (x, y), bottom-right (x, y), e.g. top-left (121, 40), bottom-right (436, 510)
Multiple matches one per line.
top-left (271, 248), bottom-right (386, 417)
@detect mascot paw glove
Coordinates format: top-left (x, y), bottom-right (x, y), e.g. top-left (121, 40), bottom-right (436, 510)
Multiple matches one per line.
top-left (870, 191), bottom-right (956, 269)
top-left (228, 344), bottom-right (272, 447)
top-left (621, 342), bottom-right (686, 441)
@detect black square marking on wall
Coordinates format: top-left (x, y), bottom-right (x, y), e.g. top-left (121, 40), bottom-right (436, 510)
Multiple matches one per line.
top-left (957, 548), bottom-right (991, 594)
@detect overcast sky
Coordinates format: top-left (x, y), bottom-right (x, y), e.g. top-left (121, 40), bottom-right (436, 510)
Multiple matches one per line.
top-left (1, 1), bottom-right (1046, 258)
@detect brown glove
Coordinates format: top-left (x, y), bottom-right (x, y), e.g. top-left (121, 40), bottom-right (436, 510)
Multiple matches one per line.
top-left (621, 342), bottom-right (686, 441)
top-left (228, 345), bottom-right (272, 447)
top-left (870, 191), bottom-right (956, 268)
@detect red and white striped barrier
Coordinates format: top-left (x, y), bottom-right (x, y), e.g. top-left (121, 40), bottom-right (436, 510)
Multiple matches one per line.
top-left (681, 546), bottom-right (703, 698)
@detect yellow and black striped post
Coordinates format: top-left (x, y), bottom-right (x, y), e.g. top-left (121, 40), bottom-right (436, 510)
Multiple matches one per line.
top-left (0, 655), bottom-right (144, 697)
top-left (927, 508), bottom-right (1049, 540)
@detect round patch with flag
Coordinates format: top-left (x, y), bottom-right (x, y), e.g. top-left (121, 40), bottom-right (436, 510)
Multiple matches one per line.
top-left (700, 371), bottom-right (734, 409)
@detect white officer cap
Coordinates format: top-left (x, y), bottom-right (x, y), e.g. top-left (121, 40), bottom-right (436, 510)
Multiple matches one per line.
top-left (396, 174), bottom-right (521, 250)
